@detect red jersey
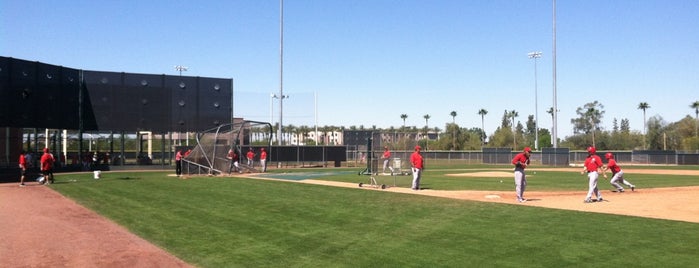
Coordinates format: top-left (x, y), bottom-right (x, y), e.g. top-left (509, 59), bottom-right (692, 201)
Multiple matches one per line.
top-left (584, 155), bottom-right (603, 172)
top-left (511, 152), bottom-right (530, 169)
top-left (19, 154), bottom-right (26, 168)
top-left (383, 150), bottom-right (391, 159)
top-left (410, 151), bottom-right (423, 169)
top-left (175, 151), bottom-right (182, 161)
top-left (40, 153), bottom-right (55, 171)
top-left (247, 150), bottom-right (255, 159)
top-left (606, 158), bottom-right (621, 174)
top-left (227, 150), bottom-right (238, 161)
top-left (260, 150), bottom-right (267, 160)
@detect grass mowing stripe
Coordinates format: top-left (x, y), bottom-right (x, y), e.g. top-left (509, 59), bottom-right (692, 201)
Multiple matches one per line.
top-left (52, 172), bottom-right (699, 267)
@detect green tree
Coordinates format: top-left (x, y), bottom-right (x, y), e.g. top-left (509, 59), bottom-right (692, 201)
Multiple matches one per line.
top-left (638, 102), bottom-right (650, 149)
top-left (400, 114), bottom-right (408, 129)
top-left (450, 111), bottom-right (457, 124)
top-left (691, 101), bottom-right (699, 137)
top-left (478, 109), bottom-right (488, 145)
top-left (508, 110), bottom-right (519, 148)
top-left (571, 101), bottom-right (605, 146)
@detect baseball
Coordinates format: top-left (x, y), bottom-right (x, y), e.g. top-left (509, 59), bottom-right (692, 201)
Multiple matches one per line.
top-left (500, 180), bottom-right (503, 183)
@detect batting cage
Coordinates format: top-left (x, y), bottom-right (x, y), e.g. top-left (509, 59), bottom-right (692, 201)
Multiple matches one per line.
top-left (348, 131), bottom-right (418, 189)
top-left (181, 120), bottom-right (272, 176)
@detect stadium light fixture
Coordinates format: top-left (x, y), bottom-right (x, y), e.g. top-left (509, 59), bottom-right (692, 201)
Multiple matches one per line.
top-left (174, 65), bottom-right (188, 76)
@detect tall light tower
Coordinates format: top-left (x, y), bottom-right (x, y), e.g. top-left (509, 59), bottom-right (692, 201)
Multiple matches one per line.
top-left (174, 65), bottom-right (188, 76)
top-left (528, 51), bottom-right (542, 150)
top-left (278, 0), bottom-right (284, 146)
top-left (552, 0), bottom-right (559, 148)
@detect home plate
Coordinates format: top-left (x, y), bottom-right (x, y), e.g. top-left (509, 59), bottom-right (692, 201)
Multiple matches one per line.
top-left (485, 194), bottom-right (501, 199)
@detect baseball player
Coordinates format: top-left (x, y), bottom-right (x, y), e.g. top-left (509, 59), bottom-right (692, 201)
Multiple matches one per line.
top-left (381, 146), bottom-right (393, 174)
top-left (511, 147), bottom-right (532, 203)
top-left (246, 148), bottom-right (255, 168)
top-left (581, 146), bottom-right (604, 203)
top-left (19, 151), bottom-right (27, 187)
top-left (227, 148), bottom-right (241, 174)
top-left (410, 145), bottom-right (424, 190)
top-left (40, 148), bottom-right (55, 185)
top-left (260, 148), bottom-right (268, 172)
top-left (603, 152), bottom-right (636, 192)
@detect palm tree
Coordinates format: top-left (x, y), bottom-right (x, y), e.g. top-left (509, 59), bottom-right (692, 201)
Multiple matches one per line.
top-left (478, 109), bottom-right (488, 145)
top-left (400, 114), bottom-right (408, 128)
top-left (508, 110), bottom-right (519, 149)
top-left (638, 102), bottom-right (650, 149)
top-left (423, 114), bottom-right (430, 127)
top-left (450, 111), bottom-right (457, 124)
top-left (692, 101), bottom-right (699, 137)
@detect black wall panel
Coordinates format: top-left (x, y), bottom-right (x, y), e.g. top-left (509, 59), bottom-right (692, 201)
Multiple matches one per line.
top-left (197, 77), bottom-right (231, 130)
top-left (2, 56), bottom-right (232, 133)
top-left (0, 57), bottom-right (9, 125)
top-left (167, 76), bottom-right (198, 132)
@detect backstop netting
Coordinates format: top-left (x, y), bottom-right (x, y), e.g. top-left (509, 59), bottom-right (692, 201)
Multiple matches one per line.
top-left (182, 121), bottom-right (272, 175)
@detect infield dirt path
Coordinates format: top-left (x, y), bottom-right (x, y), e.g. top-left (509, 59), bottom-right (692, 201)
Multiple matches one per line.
top-left (2, 168), bottom-right (698, 267)
top-left (0, 183), bottom-right (193, 268)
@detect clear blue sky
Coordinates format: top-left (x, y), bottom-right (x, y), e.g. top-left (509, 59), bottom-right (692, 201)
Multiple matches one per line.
top-left (2, 0), bottom-right (698, 139)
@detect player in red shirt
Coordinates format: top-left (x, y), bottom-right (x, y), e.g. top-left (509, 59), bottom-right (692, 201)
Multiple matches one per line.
top-left (381, 146), bottom-right (393, 174)
top-left (175, 150), bottom-right (183, 176)
top-left (581, 146), bottom-right (604, 203)
top-left (226, 148), bottom-right (241, 174)
top-left (410, 145), bottom-right (424, 190)
top-left (246, 148), bottom-right (255, 168)
top-left (259, 148), bottom-right (268, 172)
top-left (511, 147), bottom-right (532, 203)
top-left (603, 152), bottom-right (636, 192)
top-left (40, 148), bottom-right (55, 185)
top-left (19, 151), bottom-right (27, 187)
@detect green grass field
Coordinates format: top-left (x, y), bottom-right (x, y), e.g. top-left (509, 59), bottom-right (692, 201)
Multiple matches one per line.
top-left (52, 166), bottom-right (699, 267)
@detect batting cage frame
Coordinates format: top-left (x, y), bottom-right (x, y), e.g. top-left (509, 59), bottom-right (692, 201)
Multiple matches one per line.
top-left (181, 120), bottom-right (272, 176)
top-left (356, 132), bottom-right (416, 189)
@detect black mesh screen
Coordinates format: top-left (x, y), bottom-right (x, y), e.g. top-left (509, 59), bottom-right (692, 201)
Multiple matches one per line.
top-left (0, 58), bottom-right (80, 129)
top-left (1, 57), bottom-right (232, 133)
top-left (197, 77), bottom-right (231, 130)
top-left (167, 75), bottom-right (198, 132)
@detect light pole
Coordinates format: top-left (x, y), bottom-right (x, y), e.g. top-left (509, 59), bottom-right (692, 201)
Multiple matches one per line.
top-left (278, 0), bottom-right (284, 146)
top-left (528, 51), bottom-right (542, 150)
top-left (272, 94), bottom-right (288, 144)
top-left (552, 0), bottom-right (558, 148)
top-left (174, 65), bottom-right (188, 76)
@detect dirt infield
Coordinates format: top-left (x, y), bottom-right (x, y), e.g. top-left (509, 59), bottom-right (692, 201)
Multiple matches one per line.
top-left (0, 183), bottom-right (193, 268)
top-left (1, 168), bottom-right (698, 267)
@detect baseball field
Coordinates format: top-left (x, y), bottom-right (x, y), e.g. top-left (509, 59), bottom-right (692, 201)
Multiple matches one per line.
top-left (2, 165), bottom-right (699, 267)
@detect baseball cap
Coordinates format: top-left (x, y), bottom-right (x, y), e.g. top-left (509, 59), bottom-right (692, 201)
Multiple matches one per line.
top-left (415, 145), bottom-right (421, 150)
top-left (523, 147), bottom-right (532, 153)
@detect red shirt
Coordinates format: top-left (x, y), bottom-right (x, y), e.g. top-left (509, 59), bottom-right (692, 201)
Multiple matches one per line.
top-left (410, 151), bottom-right (423, 169)
top-left (247, 151), bottom-right (255, 159)
top-left (260, 150), bottom-right (267, 160)
top-left (227, 150), bottom-right (238, 161)
top-left (511, 152), bottom-right (530, 169)
top-left (40, 153), bottom-right (55, 171)
top-left (606, 158), bottom-right (621, 173)
top-left (383, 150), bottom-right (391, 159)
top-left (584, 155), bottom-right (603, 172)
top-left (19, 154), bottom-right (26, 168)
top-left (175, 151), bottom-right (182, 161)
